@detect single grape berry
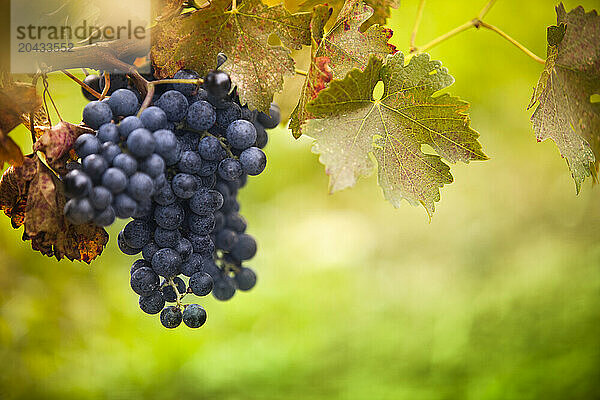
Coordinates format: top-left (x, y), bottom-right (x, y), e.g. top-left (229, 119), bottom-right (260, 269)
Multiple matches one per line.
top-left (212, 276), bottom-right (236, 301)
top-left (230, 233), bottom-right (257, 261)
top-left (226, 120), bottom-right (257, 150)
top-left (102, 168), bottom-right (128, 194)
top-left (235, 267), bottom-right (257, 291)
top-left (128, 172), bottom-right (155, 201)
top-left (160, 306), bottom-right (183, 328)
top-left (130, 267), bottom-right (160, 296)
top-left (107, 88), bottom-right (139, 117)
top-left (205, 70), bottom-right (231, 99)
top-left (156, 90), bottom-right (189, 122)
top-left (127, 128), bottom-right (156, 158)
top-left (182, 304), bottom-right (207, 328)
top-left (151, 248), bottom-right (182, 278)
top-left (177, 151), bottom-right (202, 174)
top-left (153, 130), bottom-right (181, 166)
top-left (186, 213), bottom-right (216, 235)
top-left (123, 219), bottom-right (152, 249)
top-left (217, 158), bottom-right (243, 181)
top-left (83, 101), bottom-right (113, 129)
top-left (139, 291), bottom-right (165, 315)
top-left (74, 133), bottom-right (101, 158)
top-left (140, 106), bottom-right (168, 132)
top-left (187, 100), bottom-right (216, 131)
top-left (239, 147), bottom-right (266, 176)
top-left (63, 169), bottom-right (92, 198)
top-left (118, 230), bottom-right (142, 255)
top-left (189, 272), bottom-right (214, 296)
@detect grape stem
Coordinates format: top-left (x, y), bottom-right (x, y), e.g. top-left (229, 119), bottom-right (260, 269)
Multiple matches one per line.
top-left (409, 0), bottom-right (426, 52)
top-left (295, 69), bottom-right (308, 76)
top-left (410, 0), bottom-right (545, 65)
top-left (137, 78), bottom-right (204, 116)
top-left (167, 277), bottom-right (186, 309)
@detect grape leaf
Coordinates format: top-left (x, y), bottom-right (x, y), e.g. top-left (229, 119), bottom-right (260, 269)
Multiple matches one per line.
top-left (0, 155), bottom-right (108, 263)
top-left (0, 81), bottom-right (42, 166)
top-left (298, 0), bottom-right (399, 28)
top-left (290, 0), bottom-right (396, 138)
top-left (152, 0), bottom-right (312, 112)
top-left (528, 4), bottom-right (600, 192)
top-left (34, 121), bottom-right (95, 173)
top-left (305, 53), bottom-right (487, 216)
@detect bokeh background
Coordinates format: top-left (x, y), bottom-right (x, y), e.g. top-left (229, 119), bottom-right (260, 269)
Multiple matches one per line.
top-left (1, 0), bottom-right (599, 399)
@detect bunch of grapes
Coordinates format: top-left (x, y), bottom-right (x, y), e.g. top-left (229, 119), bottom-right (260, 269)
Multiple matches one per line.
top-left (64, 67), bottom-right (279, 328)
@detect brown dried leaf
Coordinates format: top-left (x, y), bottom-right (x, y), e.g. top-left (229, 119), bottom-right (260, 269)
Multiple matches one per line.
top-left (34, 121), bottom-right (94, 172)
top-left (0, 155), bottom-right (108, 263)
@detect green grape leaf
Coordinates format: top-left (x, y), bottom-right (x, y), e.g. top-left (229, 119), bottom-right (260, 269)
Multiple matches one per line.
top-left (0, 155), bottom-right (108, 263)
top-left (152, 0), bottom-right (313, 112)
top-left (305, 53), bottom-right (487, 216)
top-left (528, 4), bottom-right (600, 192)
top-left (296, 0), bottom-right (399, 27)
top-left (290, 0), bottom-right (396, 138)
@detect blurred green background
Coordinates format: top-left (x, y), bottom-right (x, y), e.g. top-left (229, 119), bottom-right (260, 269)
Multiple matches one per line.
top-left (1, 1), bottom-right (600, 399)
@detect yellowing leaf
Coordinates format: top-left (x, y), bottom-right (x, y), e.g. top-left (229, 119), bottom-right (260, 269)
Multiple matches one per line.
top-left (0, 81), bottom-right (42, 166)
top-left (290, 0), bottom-right (396, 138)
top-left (0, 155), bottom-right (108, 263)
top-left (529, 4), bottom-right (600, 192)
top-left (152, 0), bottom-right (312, 111)
top-left (306, 53), bottom-right (487, 216)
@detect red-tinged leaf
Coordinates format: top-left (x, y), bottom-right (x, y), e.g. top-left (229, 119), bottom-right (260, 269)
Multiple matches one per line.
top-left (290, 0), bottom-right (396, 138)
top-left (152, 0), bottom-right (313, 112)
top-left (0, 155), bottom-right (108, 263)
top-left (529, 4), bottom-right (600, 192)
top-left (34, 121), bottom-right (94, 172)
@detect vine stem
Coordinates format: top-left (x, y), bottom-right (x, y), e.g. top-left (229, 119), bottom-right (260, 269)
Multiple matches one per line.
top-left (295, 68), bottom-right (308, 76)
top-left (478, 21), bottom-right (546, 64)
top-left (477, 0), bottom-right (497, 19)
top-left (410, 0), bottom-right (426, 52)
top-left (411, 0), bottom-right (545, 65)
